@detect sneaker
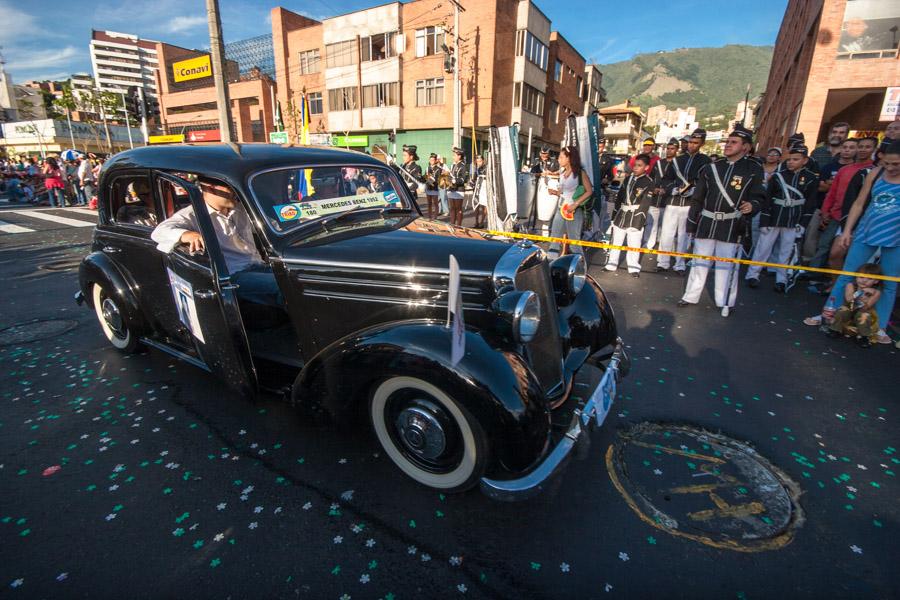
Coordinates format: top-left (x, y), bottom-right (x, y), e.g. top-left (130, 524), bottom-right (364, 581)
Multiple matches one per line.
top-left (774, 282), bottom-right (786, 293)
top-left (855, 336), bottom-right (872, 349)
top-left (656, 266), bottom-right (669, 273)
top-left (747, 277), bottom-right (759, 288)
top-left (676, 299), bottom-right (691, 307)
top-left (803, 315), bottom-right (822, 326)
top-left (875, 329), bottom-right (892, 345)
top-left (631, 272), bottom-right (640, 278)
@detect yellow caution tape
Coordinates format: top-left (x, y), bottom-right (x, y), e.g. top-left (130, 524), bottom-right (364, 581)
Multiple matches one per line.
top-left (486, 230), bottom-right (900, 283)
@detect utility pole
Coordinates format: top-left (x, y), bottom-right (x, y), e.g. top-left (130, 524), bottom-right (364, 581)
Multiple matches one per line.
top-left (137, 86), bottom-right (149, 144)
top-left (96, 86), bottom-right (113, 153)
top-left (450, 0), bottom-right (465, 149)
top-left (120, 90), bottom-right (134, 149)
top-left (207, 0), bottom-right (234, 142)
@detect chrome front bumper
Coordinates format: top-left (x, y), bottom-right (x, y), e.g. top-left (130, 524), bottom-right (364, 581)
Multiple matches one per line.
top-left (480, 338), bottom-right (629, 501)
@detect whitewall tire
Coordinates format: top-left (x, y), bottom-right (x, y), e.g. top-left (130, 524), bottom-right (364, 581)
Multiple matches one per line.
top-left (92, 283), bottom-right (139, 353)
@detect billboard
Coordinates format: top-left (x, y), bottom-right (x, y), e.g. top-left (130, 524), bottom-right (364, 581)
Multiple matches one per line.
top-left (173, 55), bottom-right (212, 83)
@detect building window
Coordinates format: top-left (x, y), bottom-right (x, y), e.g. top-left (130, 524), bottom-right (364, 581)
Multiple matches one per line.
top-left (513, 82), bottom-right (545, 115)
top-left (415, 78), bottom-right (444, 106)
top-left (415, 26), bottom-right (444, 58)
top-left (576, 76), bottom-right (584, 100)
top-left (362, 82), bottom-right (399, 107)
top-left (325, 40), bottom-right (356, 68)
top-left (308, 92), bottom-right (323, 114)
top-left (299, 49), bottom-right (320, 74)
top-left (514, 30), bottom-right (548, 71)
top-left (554, 60), bottom-right (562, 82)
top-left (836, 0), bottom-right (900, 60)
top-left (327, 87), bottom-right (358, 111)
top-left (551, 101), bottom-right (559, 123)
top-left (361, 32), bottom-right (397, 62)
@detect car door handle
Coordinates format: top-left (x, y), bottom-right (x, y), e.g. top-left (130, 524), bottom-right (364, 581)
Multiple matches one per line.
top-left (194, 289), bottom-right (217, 299)
top-left (102, 246), bottom-right (121, 253)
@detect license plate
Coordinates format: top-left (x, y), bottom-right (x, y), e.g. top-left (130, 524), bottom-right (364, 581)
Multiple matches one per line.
top-left (593, 367), bottom-right (617, 427)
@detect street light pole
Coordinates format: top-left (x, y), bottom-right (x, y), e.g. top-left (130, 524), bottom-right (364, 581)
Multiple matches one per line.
top-left (120, 90), bottom-right (134, 149)
top-left (207, 0), bottom-right (234, 142)
top-left (450, 0), bottom-right (465, 149)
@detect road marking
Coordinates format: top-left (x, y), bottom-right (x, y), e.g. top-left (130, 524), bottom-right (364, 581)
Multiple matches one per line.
top-left (7, 210), bottom-right (95, 228)
top-left (60, 207), bottom-right (98, 217)
top-left (0, 220), bottom-right (35, 234)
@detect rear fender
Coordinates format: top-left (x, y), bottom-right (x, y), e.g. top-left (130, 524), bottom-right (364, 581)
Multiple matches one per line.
top-left (78, 252), bottom-right (148, 335)
top-left (292, 320), bottom-right (550, 474)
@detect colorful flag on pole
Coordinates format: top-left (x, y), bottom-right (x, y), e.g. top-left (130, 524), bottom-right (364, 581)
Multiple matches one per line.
top-left (299, 94), bottom-right (315, 196)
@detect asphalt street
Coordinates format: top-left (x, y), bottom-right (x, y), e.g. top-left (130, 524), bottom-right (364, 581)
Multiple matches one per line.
top-left (0, 203), bottom-right (897, 599)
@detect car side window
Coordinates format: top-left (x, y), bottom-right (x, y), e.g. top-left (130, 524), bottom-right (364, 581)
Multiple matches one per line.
top-left (108, 174), bottom-right (158, 229)
top-left (157, 177), bottom-right (192, 219)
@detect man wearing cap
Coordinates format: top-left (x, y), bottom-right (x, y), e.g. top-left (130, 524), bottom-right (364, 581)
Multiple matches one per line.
top-left (644, 138), bottom-right (678, 250)
top-left (532, 145), bottom-right (560, 235)
top-left (780, 132), bottom-right (820, 174)
top-left (593, 136), bottom-right (616, 238)
top-left (746, 145), bottom-right (818, 292)
top-left (679, 124), bottom-right (765, 315)
top-left (396, 145), bottom-right (425, 199)
top-left (679, 136), bottom-right (690, 155)
top-left (530, 144), bottom-right (560, 176)
top-left (447, 147), bottom-right (469, 227)
top-left (425, 153), bottom-right (442, 219)
top-left (658, 128), bottom-right (711, 273)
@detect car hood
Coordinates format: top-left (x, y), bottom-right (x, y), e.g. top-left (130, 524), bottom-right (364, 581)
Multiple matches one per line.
top-left (278, 216), bottom-right (514, 276)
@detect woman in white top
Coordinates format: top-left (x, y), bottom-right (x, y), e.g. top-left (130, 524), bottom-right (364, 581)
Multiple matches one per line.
top-left (548, 146), bottom-right (593, 258)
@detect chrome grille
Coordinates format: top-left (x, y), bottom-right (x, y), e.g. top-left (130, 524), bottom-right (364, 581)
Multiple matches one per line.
top-left (515, 259), bottom-right (564, 396)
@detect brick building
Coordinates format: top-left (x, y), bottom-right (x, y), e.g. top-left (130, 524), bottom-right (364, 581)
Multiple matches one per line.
top-left (154, 42), bottom-right (276, 143)
top-left (271, 0), bottom-right (603, 162)
top-left (755, 0), bottom-right (900, 152)
top-left (544, 32), bottom-right (586, 144)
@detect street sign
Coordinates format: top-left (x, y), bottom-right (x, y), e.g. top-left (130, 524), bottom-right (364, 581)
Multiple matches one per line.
top-left (331, 135), bottom-right (368, 147)
top-left (149, 134), bottom-right (185, 144)
top-left (269, 131), bottom-right (289, 144)
top-left (187, 129), bottom-right (221, 142)
top-left (880, 87), bottom-right (900, 122)
top-left (172, 55), bottom-right (212, 83)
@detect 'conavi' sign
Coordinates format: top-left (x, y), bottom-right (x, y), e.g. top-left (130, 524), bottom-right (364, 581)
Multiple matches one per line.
top-left (173, 55), bottom-right (212, 83)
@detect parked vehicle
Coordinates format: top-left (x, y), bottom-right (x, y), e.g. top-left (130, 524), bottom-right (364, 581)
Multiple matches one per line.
top-left (75, 144), bottom-right (629, 499)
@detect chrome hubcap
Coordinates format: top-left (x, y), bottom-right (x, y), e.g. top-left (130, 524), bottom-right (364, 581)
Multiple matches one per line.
top-left (395, 402), bottom-right (446, 461)
top-left (101, 298), bottom-right (124, 337)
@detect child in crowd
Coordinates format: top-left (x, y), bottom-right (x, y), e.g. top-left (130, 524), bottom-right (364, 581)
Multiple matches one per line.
top-left (605, 154), bottom-right (654, 276)
top-left (826, 263), bottom-right (882, 348)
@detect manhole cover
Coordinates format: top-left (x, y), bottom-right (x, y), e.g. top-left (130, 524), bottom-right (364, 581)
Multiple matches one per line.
top-left (607, 422), bottom-right (804, 552)
top-left (39, 258), bottom-right (82, 271)
top-left (0, 319), bottom-right (79, 345)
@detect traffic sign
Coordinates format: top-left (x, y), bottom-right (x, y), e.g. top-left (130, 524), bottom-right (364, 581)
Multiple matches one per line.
top-left (269, 131), bottom-right (289, 144)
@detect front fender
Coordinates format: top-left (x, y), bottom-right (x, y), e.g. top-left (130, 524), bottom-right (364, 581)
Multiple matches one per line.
top-left (292, 319), bottom-right (550, 475)
top-left (559, 275), bottom-right (618, 370)
top-left (78, 252), bottom-right (148, 335)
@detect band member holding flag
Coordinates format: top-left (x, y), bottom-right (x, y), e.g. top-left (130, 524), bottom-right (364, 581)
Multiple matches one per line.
top-left (605, 154), bottom-right (654, 276)
top-left (658, 128), bottom-right (710, 273)
top-left (745, 144), bottom-right (819, 292)
top-left (679, 124), bottom-right (765, 315)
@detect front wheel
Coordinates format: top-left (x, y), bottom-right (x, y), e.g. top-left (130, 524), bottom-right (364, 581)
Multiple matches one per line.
top-left (370, 376), bottom-right (487, 492)
top-left (92, 283), bottom-right (140, 353)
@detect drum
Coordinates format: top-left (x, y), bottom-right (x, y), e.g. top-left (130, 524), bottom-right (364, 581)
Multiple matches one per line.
top-left (537, 176), bottom-right (558, 221)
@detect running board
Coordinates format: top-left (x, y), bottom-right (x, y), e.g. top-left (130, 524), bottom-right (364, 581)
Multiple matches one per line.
top-left (140, 338), bottom-right (211, 372)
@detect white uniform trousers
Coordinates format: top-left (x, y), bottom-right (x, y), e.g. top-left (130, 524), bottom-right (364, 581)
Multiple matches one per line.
top-left (642, 206), bottom-right (664, 249)
top-left (681, 238), bottom-right (741, 307)
top-left (657, 205), bottom-right (691, 270)
top-left (746, 226), bottom-right (796, 284)
top-left (605, 225), bottom-right (643, 273)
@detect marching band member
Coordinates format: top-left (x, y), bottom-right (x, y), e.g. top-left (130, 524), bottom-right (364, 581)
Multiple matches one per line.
top-left (606, 154), bottom-right (654, 276)
top-left (679, 124), bottom-right (765, 316)
top-left (745, 145), bottom-right (819, 292)
top-left (473, 155), bottom-right (488, 228)
top-left (533, 145), bottom-right (560, 235)
top-left (644, 138), bottom-right (678, 250)
top-left (658, 128), bottom-right (711, 274)
top-left (397, 144), bottom-right (425, 199)
top-left (425, 153), bottom-right (441, 219)
top-left (448, 147), bottom-right (469, 227)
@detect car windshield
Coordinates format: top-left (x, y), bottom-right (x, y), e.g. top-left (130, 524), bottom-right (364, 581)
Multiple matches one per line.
top-left (249, 165), bottom-right (411, 233)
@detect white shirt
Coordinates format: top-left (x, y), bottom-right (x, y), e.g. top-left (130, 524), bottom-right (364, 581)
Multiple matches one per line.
top-left (151, 202), bottom-right (263, 273)
top-left (77, 160), bottom-right (94, 183)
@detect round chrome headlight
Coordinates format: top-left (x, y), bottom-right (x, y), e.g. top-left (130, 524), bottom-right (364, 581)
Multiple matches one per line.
top-left (493, 290), bottom-right (542, 343)
top-left (513, 291), bottom-right (541, 342)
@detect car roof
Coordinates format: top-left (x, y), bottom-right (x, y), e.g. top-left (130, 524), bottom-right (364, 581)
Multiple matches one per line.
top-left (102, 143), bottom-right (386, 189)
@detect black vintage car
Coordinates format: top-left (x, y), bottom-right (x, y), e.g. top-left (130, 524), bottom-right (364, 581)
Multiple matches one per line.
top-left (75, 144), bottom-right (628, 500)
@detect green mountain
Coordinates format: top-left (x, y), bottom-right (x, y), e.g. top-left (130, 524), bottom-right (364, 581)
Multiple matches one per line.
top-left (598, 45), bottom-right (773, 126)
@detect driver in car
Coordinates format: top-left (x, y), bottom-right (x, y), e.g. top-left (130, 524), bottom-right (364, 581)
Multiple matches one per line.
top-left (150, 177), bottom-right (282, 306)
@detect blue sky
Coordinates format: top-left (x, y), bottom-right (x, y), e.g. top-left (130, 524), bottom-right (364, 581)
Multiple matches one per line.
top-left (1, 0), bottom-right (788, 82)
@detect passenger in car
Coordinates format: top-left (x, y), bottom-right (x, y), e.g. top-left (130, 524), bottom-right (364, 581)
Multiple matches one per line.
top-left (116, 182), bottom-right (158, 227)
top-left (150, 177), bottom-right (282, 307)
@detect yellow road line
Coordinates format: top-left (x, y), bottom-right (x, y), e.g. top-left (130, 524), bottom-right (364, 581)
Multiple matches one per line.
top-left (487, 230), bottom-right (900, 283)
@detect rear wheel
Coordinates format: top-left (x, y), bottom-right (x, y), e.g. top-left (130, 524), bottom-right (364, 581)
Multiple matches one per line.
top-left (92, 283), bottom-right (139, 353)
top-left (370, 376), bottom-right (487, 492)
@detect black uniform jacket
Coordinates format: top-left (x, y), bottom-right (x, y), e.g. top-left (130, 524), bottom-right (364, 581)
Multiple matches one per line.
top-left (425, 163), bottom-right (442, 192)
top-left (599, 153), bottom-right (615, 186)
top-left (612, 174), bottom-right (654, 230)
top-left (397, 160), bottom-right (424, 193)
top-left (663, 152), bottom-right (711, 207)
top-left (651, 158), bottom-right (674, 208)
top-left (530, 157), bottom-right (560, 175)
top-left (687, 156), bottom-right (765, 243)
top-left (761, 166), bottom-right (819, 229)
top-left (450, 160), bottom-right (468, 192)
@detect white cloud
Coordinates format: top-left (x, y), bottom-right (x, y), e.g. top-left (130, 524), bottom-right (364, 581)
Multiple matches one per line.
top-left (168, 15), bottom-right (206, 35)
top-left (6, 46), bottom-right (80, 74)
top-left (0, 1), bottom-right (52, 44)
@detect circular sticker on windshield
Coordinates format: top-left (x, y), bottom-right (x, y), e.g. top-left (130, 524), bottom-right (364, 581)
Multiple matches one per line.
top-left (279, 204), bottom-right (299, 221)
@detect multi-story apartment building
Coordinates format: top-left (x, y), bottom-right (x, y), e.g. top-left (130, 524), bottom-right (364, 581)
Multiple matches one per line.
top-left (582, 65), bottom-right (606, 116)
top-left (272, 0), bottom-right (594, 162)
top-left (543, 31), bottom-right (586, 145)
top-left (755, 0), bottom-right (900, 151)
top-left (90, 30), bottom-right (160, 101)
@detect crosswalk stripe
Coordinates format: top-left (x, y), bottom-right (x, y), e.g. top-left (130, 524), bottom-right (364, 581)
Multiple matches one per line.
top-left (7, 210), bottom-right (95, 228)
top-left (0, 220), bottom-right (35, 234)
top-left (60, 207), bottom-right (98, 217)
